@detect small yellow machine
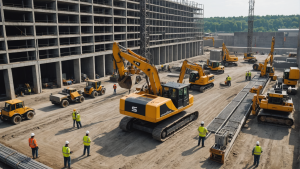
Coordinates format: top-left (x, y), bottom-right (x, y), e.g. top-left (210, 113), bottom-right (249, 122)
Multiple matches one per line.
top-left (84, 79), bottom-right (106, 98)
top-left (222, 43), bottom-right (238, 67)
top-left (50, 88), bottom-right (84, 108)
top-left (253, 37), bottom-right (275, 71)
top-left (112, 42), bottom-right (198, 141)
top-left (204, 59), bottom-right (225, 74)
top-left (178, 60), bottom-right (215, 92)
top-left (251, 86), bottom-right (294, 126)
top-left (0, 99), bottom-right (35, 125)
top-left (243, 53), bottom-right (257, 63)
top-left (203, 37), bottom-right (215, 46)
top-left (276, 67), bottom-right (299, 95)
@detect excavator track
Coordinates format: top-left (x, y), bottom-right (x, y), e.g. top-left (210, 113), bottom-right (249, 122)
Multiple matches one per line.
top-left (257, 109), bottom-right (294, 127)
top-left (119, 111), bottom-right (199, 142)
top-left (152, 111), bottom-right (199, 142)
top-left (191, 83), bottom-right (214, 93)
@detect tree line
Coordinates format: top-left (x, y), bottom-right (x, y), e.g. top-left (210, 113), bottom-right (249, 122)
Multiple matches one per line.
top-left (204, 15), bottom-right (299, 33)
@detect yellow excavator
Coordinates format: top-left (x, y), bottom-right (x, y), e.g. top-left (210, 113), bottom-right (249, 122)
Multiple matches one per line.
top-left (250, 85), bottom-right (294, 126)
top-left (222, 43), bottom-right (238, 67)
top-left (204, 59), bottom-right (225, 74)
top-left (253, 37), bottom-right (275, 71)
top-left (112, 42), bottom-right (199, 142)
top-left (276, 67), bottom-right (299, 95)
top-left (203, 37), bottom-right (215, 46)
top-left (258, 45), bottom-right (277, 81)
top-left (178, 60), bottom-right (215, 92)
top-left (243, 53), bottom-right (257, 63)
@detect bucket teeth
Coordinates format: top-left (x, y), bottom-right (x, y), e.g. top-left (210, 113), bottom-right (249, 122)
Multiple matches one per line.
top-left (118, 74), bottom-right (137, 89)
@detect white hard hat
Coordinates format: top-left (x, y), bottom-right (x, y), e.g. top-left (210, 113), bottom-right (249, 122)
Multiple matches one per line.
top-left (31, 133), bottom-right (35, 137)
top-left (86, 131), bottom-right (89, 134)
top-left (256, 141), bottom-right (259, 145)
top-left (65, 141), bottom-right (69, 144)
top-left (201, 121), bottom-right (204, 125)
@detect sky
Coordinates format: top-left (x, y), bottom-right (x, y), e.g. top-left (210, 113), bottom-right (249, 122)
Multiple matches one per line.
top-left (194, 0), bottom-right (300, 18)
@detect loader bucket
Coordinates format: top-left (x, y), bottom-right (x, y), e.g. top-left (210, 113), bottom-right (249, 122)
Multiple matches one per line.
top-left (118, 74), bottom-right (137, 89)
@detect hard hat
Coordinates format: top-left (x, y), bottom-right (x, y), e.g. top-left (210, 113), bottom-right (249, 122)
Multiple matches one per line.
top-left (73, 109), bottom-right (76, 111)
top-left (31, 133), bottom-right (35, 137)
top-left (86, 131), bottom-right (89, 134)
top-left (201, 121), bottom-right (204, 125)
top-left (65, 141), bottom-right (69, 144)
top-left (256, 141), bottom-right (259, 145)
top-left (228, 75), bottom-right (229, 76)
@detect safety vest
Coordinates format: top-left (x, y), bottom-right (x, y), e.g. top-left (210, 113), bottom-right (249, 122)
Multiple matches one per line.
top-left (28, 138), bottom-right (38, 148)
top-left (161, 65), bottom-right (163, 68)
top-left (28, 89), bottom-right (31, 93)
top-left (198, 126), bottom-right (208, 137)
top-left (113, 85), bottom-right (117, 89)
top-left (83, 136), bottom-right (91, 146)
top-left (246, 73), bottom-right (248, 76)
top-left (76, 114), bottom-right (81, 122)
top-left (227, 77), bottom-right (232, 81)
top-left (62, 146), bottom-right (70, 157)
top-left (72, 111), bottom-right (76, 120)
top-left (254, 146), bottom-right (262, 155)
top-left (249, 72), bottom-right (251, 76)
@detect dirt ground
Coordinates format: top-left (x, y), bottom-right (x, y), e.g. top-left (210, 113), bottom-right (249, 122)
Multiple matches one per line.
top-left (0, 51), bottom-right (299, 169)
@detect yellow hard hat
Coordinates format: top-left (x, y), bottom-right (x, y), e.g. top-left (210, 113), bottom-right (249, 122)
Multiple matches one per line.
top-left (73, 109), bottom-right (76, 111)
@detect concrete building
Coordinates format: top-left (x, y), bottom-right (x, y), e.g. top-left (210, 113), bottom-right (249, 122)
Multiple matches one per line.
top-left (297, 20), bottom-right (300, 68)
top-left (0, 0), bottom-right (204, 99)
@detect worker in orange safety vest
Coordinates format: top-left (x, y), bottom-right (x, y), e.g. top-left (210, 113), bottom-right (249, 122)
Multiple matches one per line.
top-left (28, 133), bottom-right (39, 159)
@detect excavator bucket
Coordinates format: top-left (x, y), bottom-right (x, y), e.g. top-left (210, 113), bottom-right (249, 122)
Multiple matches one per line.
top-left (118, 74), bottom-right (137, 89)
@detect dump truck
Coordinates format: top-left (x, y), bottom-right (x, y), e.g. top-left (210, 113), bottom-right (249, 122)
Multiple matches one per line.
top-left (84, 79), bottom-right (106, 98)
top-left (0, 99), bottom-right (35, 125)
top-left (50, 88), bottom-right (84, 108)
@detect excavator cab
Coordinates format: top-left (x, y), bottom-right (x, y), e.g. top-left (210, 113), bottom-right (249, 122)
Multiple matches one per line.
top-left (162, 82), bottom-right (189, 108)
top-left (212, 62), bottom-right (220, 68)
top-left (266, 66), bottom-right (274, 73)
top-left (189, 71), bottom-right (199, 83)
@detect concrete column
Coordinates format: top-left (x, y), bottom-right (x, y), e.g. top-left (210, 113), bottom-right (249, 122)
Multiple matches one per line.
top-left (182, 44), bottom-right (186, 59)
top-left (55, 61), bottom-right (63, 87)
top-left (154, 47), bottom-right (160, 65)
top-left (73, 59), bottom-right (81, 83)
top-left (165, 46), bottom-right (169, 63)
top-left (3, 68), bottom-right (15, 99)
top-left (105, 54), bottom-right (114, 75)
top-left (173, 45), bottom-right (178, 61)
top-left (186, 43), bottom-right (190, 58)
top-left (32, 64), bottom-right (41, 94)
top-left (168, 46), bottom-right (173, 62)
top-left (297, 20), bottom-right (300, 68)
top-left (95, 55), bottom-right (105, 77)
top-left (178, 44), bottom-right (182, 60)
top-left (160, 46), bottom-right (166, 64)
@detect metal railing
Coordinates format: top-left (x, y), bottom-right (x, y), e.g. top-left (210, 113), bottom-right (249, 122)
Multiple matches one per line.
top-left (38, 43), bottom-right (57, 47)
top-left (34, 5), bottom-right (55, 10)
top-left (36, 32), bottom-right (56, 36)
top-left (59, 31), bottom-right (78, 35)
top-left (8, 45), bottom-right (34, 50)
top-left (35, 20), bottom-right (56, 23)
top-left (60, 42), bottom-right (79, 45)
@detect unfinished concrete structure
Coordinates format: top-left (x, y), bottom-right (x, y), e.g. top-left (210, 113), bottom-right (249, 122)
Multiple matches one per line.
top-left (0, 0), bottom-right (204, 99)
top-left (298, 21), bottom-right (300, 68)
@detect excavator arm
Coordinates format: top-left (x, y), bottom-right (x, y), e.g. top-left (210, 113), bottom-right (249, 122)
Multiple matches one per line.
top-left (269, 37), bottom-right (275, 66)
top-left (222, 43), bottom-right (230, 61)
top-left (112, 42), bottom-right (162, 95)
top-left (261, 37), bottom-right (275, 77)
top-left (178, 60), bottom-right (205, 83)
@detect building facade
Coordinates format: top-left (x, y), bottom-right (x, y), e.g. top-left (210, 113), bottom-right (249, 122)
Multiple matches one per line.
top-left (0, 0), bottom-right (203, 99)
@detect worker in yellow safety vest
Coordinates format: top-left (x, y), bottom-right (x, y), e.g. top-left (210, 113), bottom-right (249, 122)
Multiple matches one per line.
top-left (248, 71), bottom-right (252, 81)
top-left (252, 141), bottom-right (263, 167)
top-left (72, 109), bottom-right (77, 127)
top-left (62, 141), bottom-right (73, 169)
top-left (83, 131), bottom-right (91, 156)
top-left (76, 112), bottom-right (82, 129)
top-left (226, 75), bottom-right (232, 86)
top-left (198, 121), bottom-right (208, 147)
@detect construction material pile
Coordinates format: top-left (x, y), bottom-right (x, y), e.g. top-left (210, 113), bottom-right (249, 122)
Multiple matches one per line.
top-left (0, 143), bottom-right (51, 169)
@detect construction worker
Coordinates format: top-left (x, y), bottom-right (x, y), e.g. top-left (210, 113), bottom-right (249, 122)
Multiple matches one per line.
top-left (167, 65), bottom-right (171, 72)
top-left (72, 109), bottom-right (77, 127)
top-left (62, 141), bottom-right (73, 169)
top-left (198, 121), bottom-right (208, 147)
top-left (83, 131), bottom-right (91, 156)
top-left (248, 71), bottom-right (252, 81)
top-left (113, 84), bottom-right (117, 94)
top-left (252, 141), bottom-right (263, 167)
top-left (76, 112), bottom-right (82, 129)
top-left (28, 133), bottom-right (39, 159)
top-left (161, 64), bottom-right (164, 71)
top-left (226, 75), bottom-right (232, 86)
top-left (245, 71), bottom-right (248, 81)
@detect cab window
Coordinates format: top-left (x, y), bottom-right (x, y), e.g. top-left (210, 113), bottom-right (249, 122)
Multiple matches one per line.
top-left (163, 87), bottom-right (169, 97)
top-left (179, 88), bottom-right (183, 99)
top-left (97, 82), bottom-right (101, 88)
top-left (170, 88), bottom-right (177, 99)
top-left (10, 104), bottom-right (15, 111)
top-left (87, 82), bottom-right (93, 87)
top-left (184, 87), bottom-right (188, 99)
top-left (4, 103), bottom-right (11, 112)
top-left (16, 102), bottom-right (23, 109)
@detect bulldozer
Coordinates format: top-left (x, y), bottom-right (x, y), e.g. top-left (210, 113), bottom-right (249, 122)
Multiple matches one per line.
top-left (112, 42), bottom-right (199, 142)
top-left (276, 67), bottom-right (299, 95)
top-left (84, 79), bottom-right (106, 98)
top-left (178, 60), bottom-right (215, 92)
top-left (253, 37), bottom-right (275, 71)
top-left (221, 43), bottom-right (238, 67)
top-left (204, 59), bottom-right (225, 74)
top-left (50, 88), bottom-right (84, 108)
top-left (0, 99), bottom-right (35, 125)
top-left (250, 86), bottom-right (294, 127)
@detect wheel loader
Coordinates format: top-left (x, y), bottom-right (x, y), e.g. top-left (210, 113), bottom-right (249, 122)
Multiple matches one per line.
top-left (50, 88), bottom-right (84, 108)
top-left (276, 67), bottom-right (299, 95)
top-left (84, 79), bottom-right (106, 98)
top-left (0, 99), bottom-right (35, 125)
